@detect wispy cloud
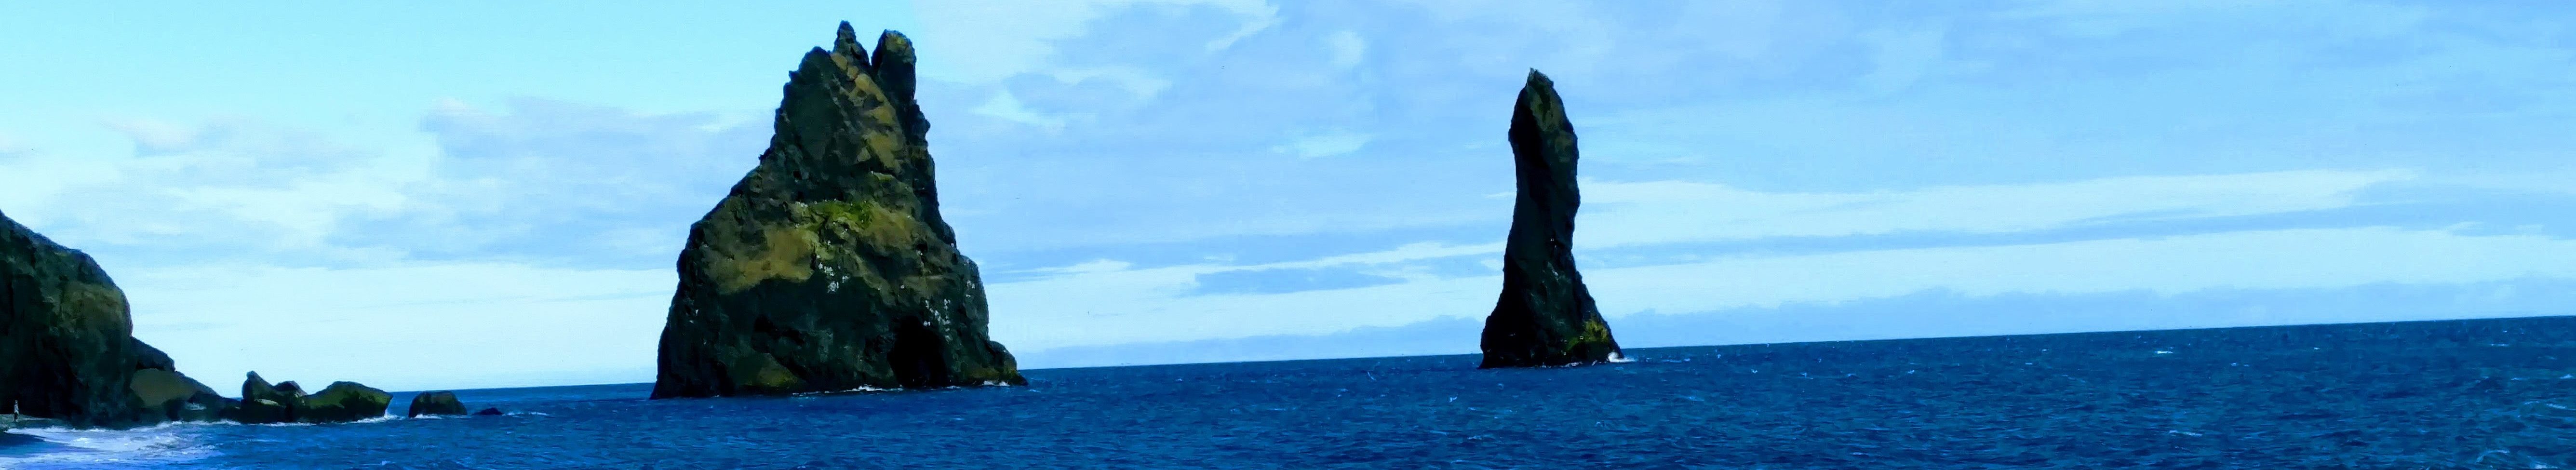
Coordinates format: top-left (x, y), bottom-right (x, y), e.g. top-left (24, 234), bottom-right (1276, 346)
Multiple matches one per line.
top-left (991, 226), bottom-right (2576, 351)
top-left (1580, 170), bottom-right (2413, 248)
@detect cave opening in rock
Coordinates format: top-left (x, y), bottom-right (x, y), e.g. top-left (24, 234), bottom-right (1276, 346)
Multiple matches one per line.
top-left (887, 322), bottom-right (949, 389)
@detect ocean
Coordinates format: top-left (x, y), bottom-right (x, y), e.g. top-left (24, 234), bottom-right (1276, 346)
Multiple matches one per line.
top-left (3, 316), bottom-right (2569, 470)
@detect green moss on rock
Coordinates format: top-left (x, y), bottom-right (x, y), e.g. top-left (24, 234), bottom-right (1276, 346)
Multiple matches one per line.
top-left (654, 23), bottom-right (1022, 399)
top-left (2, 209), bottom-right (226, 428)
top-left (300, 381), bottom-right (389, 423)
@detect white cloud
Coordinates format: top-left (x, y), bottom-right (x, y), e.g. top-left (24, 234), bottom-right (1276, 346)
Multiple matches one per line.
top-left (100, 118), bottom-right (205, 155)
top-left (1046, 66), bottom-right (1175, 100)
top-left (1856, 26), bottom-right (1947, 95)
top-left (989, 226), bottom-right (2576, 351)
top-left (913, 0), bottom-right (1278, 84)
top-left (1322, 30), bottom-right (1367, 69)
top-left (2000, 0), bottom-right (2432, 39)
top-left (5, 118), bottom-right (426, 258)
top-left (971, 90), bottom-right (1070, 131)
top-left (1579, 169), bottom-right (2412, 248)
top-left (1270, 131), bottom-right (1372, 158)
top-left (161, 179), bottom-right (408, 250)
top-left (122, 263), bottom-right (671, 391)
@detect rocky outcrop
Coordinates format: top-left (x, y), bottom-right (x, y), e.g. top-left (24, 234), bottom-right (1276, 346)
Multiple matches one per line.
top-left (228, 372), bottom-right (301, 424)
top-left (229, 373), bottom-right (388, 423)
top-left (653, 22), bottom-right (1022, 398)
top-left (130, 368), bottom-right (228, 422)
top-left (472, 407), bottom-right (504, 416)
top-left (1478, 70), bottom-right (1625, 369)
top-left (1, 209), bottom-right (225, 428)
top-left (301, 382), bottom-right (389, 423)
top-left (405, 390), bottom-right (467, 417)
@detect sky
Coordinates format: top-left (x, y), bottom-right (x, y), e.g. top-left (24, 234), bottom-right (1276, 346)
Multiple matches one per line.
top-left (5, 0), bottom-right (2576, 391)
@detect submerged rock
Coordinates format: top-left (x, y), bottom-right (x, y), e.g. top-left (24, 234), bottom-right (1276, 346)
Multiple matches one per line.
top-left (301, 381), bottom-right (389, 423)
top-left (1478, 70), bottom-right (1625, 369)
top-left (472, 407), bottom-right (504, 416)
top-left (405, 390), bottom-right (467, 417)
top-left (653, 22), bottom-right (1022, 398)
top-left (0, 209), bottom-right (221, 428)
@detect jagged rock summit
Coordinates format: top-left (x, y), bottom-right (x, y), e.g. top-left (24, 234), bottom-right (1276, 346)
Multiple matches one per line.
top-left (1478, 70), bottom-right (1625, 369)
top-left (1, 209), bottom-right (229, 428)
top-left (653, 23), bottom-right (1023, 398)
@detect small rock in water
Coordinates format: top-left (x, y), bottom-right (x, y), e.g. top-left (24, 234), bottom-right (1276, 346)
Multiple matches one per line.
top-left (405, 390), bottom-right (469, 418)
top-left (473, 407), bottom-right (505, 416)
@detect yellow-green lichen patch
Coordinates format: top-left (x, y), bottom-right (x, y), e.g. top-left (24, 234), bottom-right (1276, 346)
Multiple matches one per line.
top-left (707, 224), bottom-right (819, 295)
top-left (52, 282), bottom-right (127, 325)
top-left (793, 200), bottom-right (918, 253)
top-left (731, 353), bottom-right (805, 392)
top-left (1563, 318), bottom-right (1613, 357)
top-left (859, 130), bottom-right (906, 169)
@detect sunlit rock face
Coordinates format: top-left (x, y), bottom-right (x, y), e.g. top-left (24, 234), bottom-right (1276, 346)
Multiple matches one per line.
top-left (0, 210), bottom-right (226, 428)
top-left (1478, 70), bottom-right (1625, 369)
top-left (653, 23), bottom-right (1023, 399)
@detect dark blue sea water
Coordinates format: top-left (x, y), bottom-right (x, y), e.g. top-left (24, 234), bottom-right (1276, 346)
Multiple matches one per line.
top-left (5, 316), bottom-right (2571, 470)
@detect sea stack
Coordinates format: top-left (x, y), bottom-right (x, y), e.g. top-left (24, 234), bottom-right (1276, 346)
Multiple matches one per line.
top-left (1478, 70), bottom-right (1625, 369)
top-left (652, 23), bottom-right (1023, 398)
top-left (0, 210), bottom-right (228, 428)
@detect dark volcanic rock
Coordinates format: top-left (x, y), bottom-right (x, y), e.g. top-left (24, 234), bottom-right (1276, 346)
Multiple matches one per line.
top-left (405, 390), bottom-right (467, 417)
top-left (472, 407), bottom-right (504, 416)
top-left (130, 368), bottom-right (227, 422)
top-left (301, 381), bottom-right (389, 423)
top-left (0, 209), bottom-right (221, 428)
top-left (229, 372), bottom-right (304, 424)
top-left (652, 22), bottom-right (1022, 398)
top-left (228, 399), bottom-right (291, 424)
top-left (1478, 70), bottom-right (1625, 369)
top-left (129, 338), bottom-right (174, 371)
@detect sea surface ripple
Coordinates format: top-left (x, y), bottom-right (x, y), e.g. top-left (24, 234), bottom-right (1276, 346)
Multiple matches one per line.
top-left (3, 316), bottom-right (2570, 470)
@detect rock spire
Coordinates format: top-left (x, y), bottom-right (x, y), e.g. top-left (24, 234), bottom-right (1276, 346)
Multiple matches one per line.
top-left (653, 22), bottom-right (1022, 398)
top-left (1478, 70), bottom-right (1625, 368)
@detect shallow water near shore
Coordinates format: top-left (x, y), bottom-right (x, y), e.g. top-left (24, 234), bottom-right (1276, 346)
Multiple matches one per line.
top-left (5, 316), bottom-right (2571, 470)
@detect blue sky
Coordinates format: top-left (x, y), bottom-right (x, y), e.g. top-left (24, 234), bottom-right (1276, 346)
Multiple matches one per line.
top-left (6, 0), bottom-right (2576, 390)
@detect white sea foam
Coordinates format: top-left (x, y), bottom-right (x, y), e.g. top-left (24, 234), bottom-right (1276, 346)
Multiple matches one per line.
top-left (791, 386), bottom-right (889, 396)
top-left (0, 425), bottom-right (216, 468)
top-left (1606, 352), bottom-right (1636, 363)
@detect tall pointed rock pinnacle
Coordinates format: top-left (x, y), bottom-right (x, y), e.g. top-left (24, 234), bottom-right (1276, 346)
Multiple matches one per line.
top-left (653, 22), bottom-right (1022, 399)
top-left (1478, 69), bottom-right (1624, 368)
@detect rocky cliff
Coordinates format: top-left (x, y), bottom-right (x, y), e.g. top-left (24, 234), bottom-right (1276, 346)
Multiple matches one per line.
top-left (1478, 70), bottom-right (1626, 368)
top-left (0, 210), bottom-right (227, 428)
top-left (652, 23), bottom-right (1023, 398)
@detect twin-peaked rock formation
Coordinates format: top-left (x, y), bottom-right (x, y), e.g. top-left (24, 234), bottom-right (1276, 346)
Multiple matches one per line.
top-left (653, 23), bottom-right (1023, 398)
top-left (1479, 70), bottom-right (1626, 368)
